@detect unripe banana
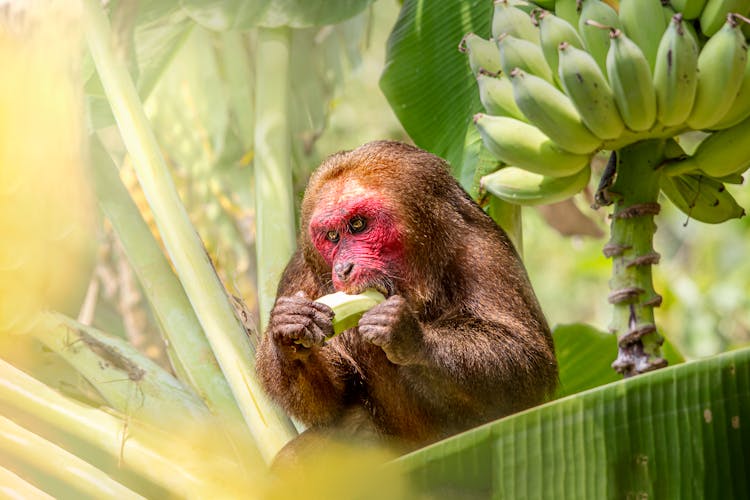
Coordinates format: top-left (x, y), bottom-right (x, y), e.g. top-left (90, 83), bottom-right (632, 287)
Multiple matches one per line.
top-left (653, 14), bottom-right (699, 127)
top-left (497, 34), bottom-right (554, 84)
top-left (538, 11), bottom-right (585, 85)
top-left (665, 115), bottom-right (750, 177)
top-left (619, 0), bottom-right (668, 71)
top-left (509, 68), bottom-right (601, 154)
top-left (711, 56), bottom-right (750, 130)
top-left (687, 15), bottom-right (748, 130)
top-left (314, 289), bottom-right (386, 337)
top-left (492, 0), bottom-right (539, 43)
top-left (671, 0), bottom-right (708, 20)
top-left (474, 113), bottom-right (591, 177)
top-left (481, 163), bottom-right (592, 206)
top-left (607, 29), bottom-right (657, 132)
top-left (555, 0), bottom-right (581, 27)
top-left (477, 71), bottom-right (526, 120)
top-left (460, 33), bottom-right (503, 77)
top-left (579, 0), bottom-right (622, 75)
top-left (558, 42), bottom-right (625, 140)
top-left (699, 0), bottom-right (750, 37)
top-left (661, 173), bottom-right (745, 223)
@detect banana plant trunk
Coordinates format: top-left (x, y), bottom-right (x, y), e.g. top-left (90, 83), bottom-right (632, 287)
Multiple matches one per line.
top-left (604, 139), bottom-right (667, 376)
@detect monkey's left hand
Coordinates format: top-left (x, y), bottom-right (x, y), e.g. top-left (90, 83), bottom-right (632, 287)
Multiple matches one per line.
top-left (358, 295), bottom-right (426, 365)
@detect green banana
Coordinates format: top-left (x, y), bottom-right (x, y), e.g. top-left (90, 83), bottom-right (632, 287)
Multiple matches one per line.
top-left (476, 71), bottom-right (526, 120)
top-left (711, 56), bottom-right (750, 130)
top-left (474, 113), bottom-right (591, 177)
top-left (699, 0), bottom-right (750, 37)
top-left (579, 0), bottom-right (622, 75)
top-left (607, 29), bottom-right (657, 132)
top-left (661, 173), bottom-right (745, 223)
top-left (558, 42), bottom-right (625, 140)
top-left (492, 0), bottom-right (539, 43)
top-left (671, 0), bottom-right (708, 19)
top-left (538, 10), bottom-right (585, 85)
top-left (653, 14), bottom-right (699, 127)
top-left (555, 0), bottom-right (581, 28)
top-left (687, 15), bottom-right (748, 130)
top-left (665, 115), bottom-right (750, 177)
top-left (481, 163), bottom-right (592, 206)
top-left (497, 34), bottom-right (555, 84)
top-left (314, 289), bottom-right (386, 337)
top-left (509, 68), bottom-right (602, 154)
top-left (460, 33), bottom-right (502, 77)
top-left (619, 0), bottom-right (668, 71)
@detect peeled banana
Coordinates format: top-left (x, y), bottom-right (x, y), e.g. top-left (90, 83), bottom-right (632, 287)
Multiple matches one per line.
top-left (477, 71), bottom-right (526, 120)
top-left (558, 42), bottom-right (625, 140)
top-left (509, 68), bottom-right (601, 154)
top-left (607, 29), bottom-right (657, 132)
top-left (497, 34), bottom-right (555, 84)
top-left (314, 289), bottom-right (386, 337)
top-left (653, 14), bottom-right (699, 127)
top-left (461, 33), bottom-right (502, 77)
top-left (619, 0), bottom-right (668, 71)
top-left (481, 163), bottom-right (592, 206)
top-left (661, 173), bottom-right (745, 223)
top-left (474, 113), bottom-right (591, 177)
top-left (687, 15), bottom-right (748, 130)
top-left (492, 0), bottom-right (539, 43)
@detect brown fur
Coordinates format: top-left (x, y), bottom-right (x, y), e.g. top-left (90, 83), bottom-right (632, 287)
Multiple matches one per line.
top-left (256, 141), bottom-right (557, 451)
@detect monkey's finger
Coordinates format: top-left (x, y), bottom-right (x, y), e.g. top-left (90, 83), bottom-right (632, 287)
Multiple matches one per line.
top-left (359, 312), bottom-right (397, 328)
top-left (294, 324), bottom-right (326, 348)
top-left (359, 324), bottom-right (390, 347)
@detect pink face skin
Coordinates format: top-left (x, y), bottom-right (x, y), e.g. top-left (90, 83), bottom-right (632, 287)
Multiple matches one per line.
top-left (309, 180), bottom-right (405, 294)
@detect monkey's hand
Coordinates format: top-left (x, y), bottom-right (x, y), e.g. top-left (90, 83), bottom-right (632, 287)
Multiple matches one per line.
top-left (268, 292), bottom-right (334, 360)
top-left (358, 295), bottom-right (425, 365)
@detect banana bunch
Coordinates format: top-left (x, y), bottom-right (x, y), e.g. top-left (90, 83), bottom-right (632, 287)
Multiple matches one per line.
top-left (464, 0), bottom-right (750, 218)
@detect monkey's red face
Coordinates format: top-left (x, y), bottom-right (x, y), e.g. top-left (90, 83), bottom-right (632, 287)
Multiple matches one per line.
top-left (309, 179), bottom-right (405, 295)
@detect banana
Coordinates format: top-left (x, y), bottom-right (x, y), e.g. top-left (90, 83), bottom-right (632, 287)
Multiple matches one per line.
top-left (660, 173), bottom-right (745, 223)
top-left (665, 115), bottom-right (750, 177)
top-left (671, 0), bottom-right (708, 19)
top-left (687, 15), bottom-right (748, 130)
top-left (699, 0), bottom-right (750, 37)
top-left (555, 0), bottom-right (581, 27)
top-left (509, 68), bottom-right (602, 154)
top-left (476, 70), bottom-right (526, 120)
top-left (460, 33), bottom-right (503, 77)
top-left (474, 113), bottom-right (591, 177)
top-left (497, 34), bottom-right (555, 83)
top-left (653, 14), bottom-right (699, 127)
top-left (314, 289), bottom-right (386, 337)
top-left (481, 163), bottom-right (592, 205)
top-left (711, 55), bottom-right (750, 130)
top-left (538, 10), bottom-right (585, 85)
top-left (607, 29), bottom-right (658, 132)
top-left (579, 0), bottom-right (622, 75)
top-left (619, 0), bottom-right (668, 71)
top-left (492, 0), bottom-right (539, 43)
top-left (558, 42), bottom-right (625, 140)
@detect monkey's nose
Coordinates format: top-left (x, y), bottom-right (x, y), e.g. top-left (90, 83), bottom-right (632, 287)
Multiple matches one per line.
top-left (334, 261), bottom-right (354, 281)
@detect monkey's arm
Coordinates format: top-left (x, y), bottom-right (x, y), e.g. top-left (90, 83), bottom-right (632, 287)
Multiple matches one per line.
top-left (255, 250), bottom-right (355, 426)
top-left (359, 296), bottom-right (557, 417)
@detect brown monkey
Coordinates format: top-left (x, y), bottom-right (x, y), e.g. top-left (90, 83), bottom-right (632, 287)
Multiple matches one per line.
top-left (256, 141), bottom-right (557, 451)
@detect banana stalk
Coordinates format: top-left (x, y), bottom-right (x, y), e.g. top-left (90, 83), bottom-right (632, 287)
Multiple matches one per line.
top-left (604, 140), bottom-right (667, 377)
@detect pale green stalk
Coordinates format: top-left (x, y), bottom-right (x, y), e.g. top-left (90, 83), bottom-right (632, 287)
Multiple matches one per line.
top-left (0, 416), bottom-right (144, 499)
top-left (0, 358), bottom-right (213, 495)
top-left (88, 137), bottom-right (259, 466)
top-left (0, 465), bottom-right (54, 500)
top-left (81, 0), bottom-right (296, 461)
top-left (31, 312), bottom-right (210, 428)
top-left (254, 27), bottom-right (297, 333)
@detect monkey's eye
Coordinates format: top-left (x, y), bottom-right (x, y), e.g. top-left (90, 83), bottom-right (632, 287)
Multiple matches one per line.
top-left (348, 216), bottom-right (367, 233)
top-left (326, 230), bottom-right (340, 243)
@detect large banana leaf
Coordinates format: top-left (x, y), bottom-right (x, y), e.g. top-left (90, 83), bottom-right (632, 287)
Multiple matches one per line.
top-left (393, 345), bottom-right (750, 498)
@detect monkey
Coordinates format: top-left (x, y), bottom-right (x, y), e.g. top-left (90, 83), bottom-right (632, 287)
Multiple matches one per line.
top-left (255, 140), bottom-right (557, 453)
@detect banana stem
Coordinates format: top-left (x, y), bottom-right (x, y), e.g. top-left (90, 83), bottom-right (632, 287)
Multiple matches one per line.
top-left (605, 139), bottom-right (667, 376)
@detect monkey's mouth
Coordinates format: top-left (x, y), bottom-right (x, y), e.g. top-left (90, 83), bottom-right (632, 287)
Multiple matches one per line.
top-left (349, 281), bottom-right (393, 298)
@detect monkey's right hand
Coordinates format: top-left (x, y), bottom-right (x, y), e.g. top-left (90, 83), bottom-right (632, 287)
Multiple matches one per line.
top-left (267, 292), bottom-right (334, 359)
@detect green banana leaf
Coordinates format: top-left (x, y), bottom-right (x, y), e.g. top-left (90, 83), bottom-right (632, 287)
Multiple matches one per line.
top-left (379, 0), bottom-right (492, 170)
top-left (392, 345), bottom-right (750, 498)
